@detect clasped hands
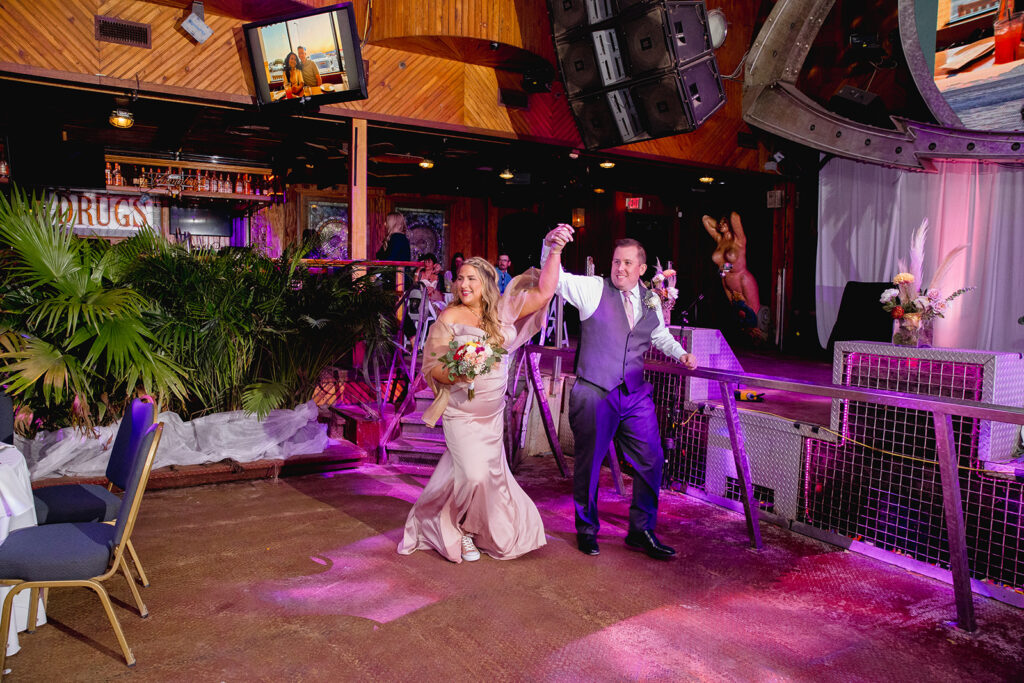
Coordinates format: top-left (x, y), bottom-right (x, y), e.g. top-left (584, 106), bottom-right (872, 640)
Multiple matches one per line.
top-left (544, 223), bottom-right (574, 253)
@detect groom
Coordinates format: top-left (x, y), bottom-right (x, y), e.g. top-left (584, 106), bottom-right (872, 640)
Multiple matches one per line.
top-left (542, 225), bottom-right (697, 559)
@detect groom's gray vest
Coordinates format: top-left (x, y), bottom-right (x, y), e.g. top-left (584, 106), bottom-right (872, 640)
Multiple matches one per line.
top-left (576, 278), bottom-right (659, 393)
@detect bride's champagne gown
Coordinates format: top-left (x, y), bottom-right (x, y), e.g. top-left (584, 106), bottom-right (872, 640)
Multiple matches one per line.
top-left (398, 273), bottom-right (547, 562)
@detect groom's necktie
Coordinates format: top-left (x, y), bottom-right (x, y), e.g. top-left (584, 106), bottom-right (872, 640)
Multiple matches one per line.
top-left (622, 290), bottom-right (635, 329)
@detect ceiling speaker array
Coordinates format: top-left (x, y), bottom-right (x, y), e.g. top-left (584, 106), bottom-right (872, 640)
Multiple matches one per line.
top-left (548, 0), bottom-right (726, 149)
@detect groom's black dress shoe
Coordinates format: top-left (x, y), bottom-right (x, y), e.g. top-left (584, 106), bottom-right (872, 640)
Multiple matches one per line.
top-left (577, 533), bottom-right (600, 556)
top-left (625, 529), bottom-right (676, 560)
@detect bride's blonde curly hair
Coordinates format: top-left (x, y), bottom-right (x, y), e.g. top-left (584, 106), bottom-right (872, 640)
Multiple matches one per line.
top-left (454, 256), bottom-right (506, 344)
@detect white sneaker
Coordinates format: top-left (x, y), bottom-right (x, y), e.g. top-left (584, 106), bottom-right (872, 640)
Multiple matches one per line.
top-left (461, 535), bottom-right (481, 562)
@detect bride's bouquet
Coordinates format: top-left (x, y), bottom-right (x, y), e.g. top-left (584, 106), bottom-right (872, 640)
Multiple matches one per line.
top-left (439, 336), bottom-right (507, 399)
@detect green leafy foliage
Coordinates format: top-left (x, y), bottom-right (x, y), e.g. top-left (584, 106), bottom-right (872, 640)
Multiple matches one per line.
top-left (0, 188), bottom-right (187, 432)
top-left (1, 186), bottom-right (398, 432)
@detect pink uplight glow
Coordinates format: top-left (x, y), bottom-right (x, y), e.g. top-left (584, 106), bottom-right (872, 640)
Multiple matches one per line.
top-left (260, 532), bottom-right (446, 623)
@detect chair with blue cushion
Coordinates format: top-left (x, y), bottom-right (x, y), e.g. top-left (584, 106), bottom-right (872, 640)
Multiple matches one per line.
top-left (32, 398), bottom-right (155, 586)
top-left (0, 422), bottom-right (163, 675)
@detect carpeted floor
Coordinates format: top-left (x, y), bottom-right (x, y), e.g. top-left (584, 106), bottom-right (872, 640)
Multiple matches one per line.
top-left (6, 457), bottom-right (1024, 681)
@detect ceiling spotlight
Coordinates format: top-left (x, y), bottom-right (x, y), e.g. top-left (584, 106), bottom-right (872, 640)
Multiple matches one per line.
top-left (499, 168), bottom-right (514, 180)
top-left (593, 187), bottom-right (605, 194)
top-left (109, 109), bottom-right (134, 129)
top-left (707, 9), bottom-right (728, 49)
top-left (699, 176), bottom-right (715, 184)
top-left (418, 158), bottom-right (435, 169)
top-left (599, 160), bottom-right (616, 169)
top-left (181, 1), bottom-right (214, 43)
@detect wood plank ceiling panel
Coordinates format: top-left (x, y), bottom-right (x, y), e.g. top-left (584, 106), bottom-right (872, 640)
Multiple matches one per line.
top-left (323, 46), bottom-right (466, 124)
top-left (0, 0), bottom-right (99, 73)
top-left (369, 0), bottom-right (552, 63)
top-left (98, 0), bottom-right (250, 96)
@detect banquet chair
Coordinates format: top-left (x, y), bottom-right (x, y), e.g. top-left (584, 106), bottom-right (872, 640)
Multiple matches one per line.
top-left (406, 286), bottom-right (439, 351)
top-left (0, 422), bottom-right (163, 675)
top-left (32, 398), bottom-right (155, 587)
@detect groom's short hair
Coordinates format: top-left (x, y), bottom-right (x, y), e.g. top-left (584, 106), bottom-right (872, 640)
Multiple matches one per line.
top-left (614, 238), bottom-right (646, 264)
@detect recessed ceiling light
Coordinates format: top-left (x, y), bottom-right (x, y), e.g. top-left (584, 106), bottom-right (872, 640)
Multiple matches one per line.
top-left (499, 168), bottom-right (514, 180)
top-left (419, 158), bottom-right (435, 169)
top-left (699, 176), bottom-right (715, 184)
top-left (599, 160), bottom-right (615, 169)
top-left (593, 187), bottom-right (605, 194)
top-left (109, 109), bottom-right (134, 129)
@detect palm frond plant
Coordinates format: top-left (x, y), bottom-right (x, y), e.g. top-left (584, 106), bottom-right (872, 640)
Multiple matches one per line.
top-left (117, 237), bottom-right (398, 420)
top-left (243, 261), bottom-right (398, 419)
top-left (0, 187), bottom-right (186, 434)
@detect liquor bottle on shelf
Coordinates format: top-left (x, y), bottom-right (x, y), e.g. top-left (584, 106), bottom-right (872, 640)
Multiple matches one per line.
top-left (242, 173), bottom-right (251, 195)
top-left (201, 170), bottom-right (210, 192)
top-left (234, 173), bottom-right (243, 194)
top-left (105, 162), bottom-right (112, 186)
top-left (140, 167), bottom-right (150, 189)
top-left (113, 163), bottom-right (123, 186)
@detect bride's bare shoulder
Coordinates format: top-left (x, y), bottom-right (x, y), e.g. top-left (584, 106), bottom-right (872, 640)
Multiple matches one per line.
top-left (438, 305), bottom-right (466, 325)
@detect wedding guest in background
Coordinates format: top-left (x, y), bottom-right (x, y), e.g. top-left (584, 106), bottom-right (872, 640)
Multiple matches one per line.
top-left (414, 254), bottom-right (446, 305)
top-left (496, 253), bottom-right (513, 294)
top-left (376, 211), bottom-right (412, 289)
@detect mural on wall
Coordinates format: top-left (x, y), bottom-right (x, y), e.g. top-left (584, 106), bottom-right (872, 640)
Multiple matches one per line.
top-left (307, 199), bottom-right (349, 258)
top-left (398, 206), bottom-right (446, 261)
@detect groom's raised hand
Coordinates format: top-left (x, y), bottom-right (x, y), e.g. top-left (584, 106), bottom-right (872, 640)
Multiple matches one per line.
top-left (679, 352), bottom-right (698, 370)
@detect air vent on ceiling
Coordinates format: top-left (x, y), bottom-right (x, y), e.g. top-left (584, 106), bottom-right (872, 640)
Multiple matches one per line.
top-left (95, 15), bottom-right (152, 48)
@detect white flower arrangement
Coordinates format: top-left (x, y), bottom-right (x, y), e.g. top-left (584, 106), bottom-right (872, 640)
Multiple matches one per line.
top-left (880, 218), bottom-right (973, 322)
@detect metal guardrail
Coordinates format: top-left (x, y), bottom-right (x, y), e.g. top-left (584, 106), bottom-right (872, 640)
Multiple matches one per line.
top-left (522, 344), bottom-right (1024, 632)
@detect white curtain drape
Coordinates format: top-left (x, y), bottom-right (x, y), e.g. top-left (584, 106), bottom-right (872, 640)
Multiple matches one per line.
top-left (817, 158), bottom-right (1024, 352)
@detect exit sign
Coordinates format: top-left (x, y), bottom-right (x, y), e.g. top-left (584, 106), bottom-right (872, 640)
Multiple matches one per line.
top-left (625, 197), bottom-right (643, 210)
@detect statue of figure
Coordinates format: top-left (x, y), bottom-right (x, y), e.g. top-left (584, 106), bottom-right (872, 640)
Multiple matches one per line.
top-left (703, 211), bottom-right (761, 331)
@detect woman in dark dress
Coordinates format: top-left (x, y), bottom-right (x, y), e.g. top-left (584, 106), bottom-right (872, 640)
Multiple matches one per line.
top-left (376, 211), bottom-right (412, 288)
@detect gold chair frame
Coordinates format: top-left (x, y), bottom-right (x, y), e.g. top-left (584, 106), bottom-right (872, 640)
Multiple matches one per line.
top-left (0, 423), bottom-right (164, 675)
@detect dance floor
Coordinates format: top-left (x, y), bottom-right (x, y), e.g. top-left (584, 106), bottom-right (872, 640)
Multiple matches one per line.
top-left (9, 456), bottom-right (1024, 681)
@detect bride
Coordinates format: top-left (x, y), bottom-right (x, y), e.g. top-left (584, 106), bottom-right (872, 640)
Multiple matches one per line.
top-left (398, 225), bottom-right (572, 562)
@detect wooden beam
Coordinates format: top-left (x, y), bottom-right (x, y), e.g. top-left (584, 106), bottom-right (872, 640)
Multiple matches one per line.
top-left (350, 118), bottom-right (368, 259)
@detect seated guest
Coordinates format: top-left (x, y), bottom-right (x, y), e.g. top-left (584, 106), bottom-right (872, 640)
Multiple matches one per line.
top-left (415, 254), bottom-right (446, 305)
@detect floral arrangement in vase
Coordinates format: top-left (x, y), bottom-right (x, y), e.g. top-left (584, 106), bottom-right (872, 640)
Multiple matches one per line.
top-left (879, 218), bottom-right (973, 347)
top-left (647, 258), bottom-right (679, 324)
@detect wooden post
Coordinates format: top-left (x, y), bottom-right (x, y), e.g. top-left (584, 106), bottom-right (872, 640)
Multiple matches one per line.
top-left (527, 353), bottom-right (569, 477)
top-left (719, 381), bottom-right (764, 549)
top-left (932, 411), bottom-right (976, 631)
top-left (350, 118), bottom-right (368, 260)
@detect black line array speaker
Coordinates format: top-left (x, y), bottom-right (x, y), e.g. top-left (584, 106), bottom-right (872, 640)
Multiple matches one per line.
top-left (549, 0), bottom-right (725, 149)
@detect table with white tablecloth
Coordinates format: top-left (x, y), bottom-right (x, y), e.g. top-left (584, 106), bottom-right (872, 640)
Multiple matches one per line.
top-left (0, 444), bottom-right (47, 656)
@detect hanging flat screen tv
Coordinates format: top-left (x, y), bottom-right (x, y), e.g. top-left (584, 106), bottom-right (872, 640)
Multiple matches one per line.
top-left (243, 3), bottom-right (367, 109)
